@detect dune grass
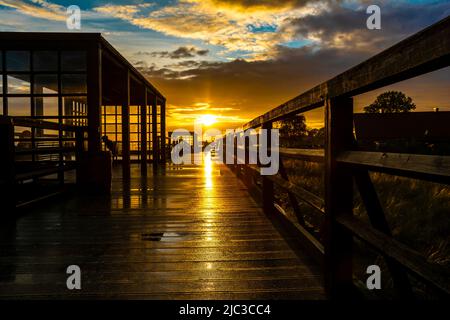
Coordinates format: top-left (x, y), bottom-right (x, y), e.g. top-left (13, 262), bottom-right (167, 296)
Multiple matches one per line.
top-left (274, 158), bottom-right (449, 296)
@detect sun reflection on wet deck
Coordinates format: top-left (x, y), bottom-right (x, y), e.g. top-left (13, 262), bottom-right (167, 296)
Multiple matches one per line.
top-left (204, 151), bottom-right (213, 189)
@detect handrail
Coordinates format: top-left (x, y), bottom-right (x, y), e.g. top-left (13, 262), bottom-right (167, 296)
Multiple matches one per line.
top-left (0, 116), bottom-right (88, 209)
top-left (224, 16), bottom-right (450, 299)
top-left (9, 116), bottom-right (88, 132)
top-left (337, 151), bottom-right (450, 184)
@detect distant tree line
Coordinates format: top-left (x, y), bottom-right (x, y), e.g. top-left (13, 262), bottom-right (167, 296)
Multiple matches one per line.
top-left (277, 91), bottom-right (449, 154)
top-left (278, 114), bottom-right (324, 148)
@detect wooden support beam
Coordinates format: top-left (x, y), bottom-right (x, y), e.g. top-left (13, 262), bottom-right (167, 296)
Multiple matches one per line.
top-left (354, 169), bottom-right (414, 298)
top-left (160, 100), bottom-right (166, 164)
top-left (273, 204), bottom-right (325, 265)
top-left (267, 172), bottom-right (325, 214)
top-left (87, 41), bottom-right (102, 153)
top-left (75, 127), bottom-right (84, 185)
top-left (323, 96), bottom-right (354, 299)
top-left (0, 117), bottom-right (16, 213)
top-left (122, 70), bottom-right (131, 179)
top-left (152, 96), bottom-right (158, 170)
top-left (278, 159), bottom-right (305, 225)
top-left (140, 89), bottom-right (148, 176)
top-left (2, 54), bottom-right (6, 115)
top-left (337, 215), bottom-right (450, 297)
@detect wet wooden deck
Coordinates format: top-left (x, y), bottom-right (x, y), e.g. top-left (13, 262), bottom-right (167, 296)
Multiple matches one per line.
top-left (0, 162), bottom-right (324, 299)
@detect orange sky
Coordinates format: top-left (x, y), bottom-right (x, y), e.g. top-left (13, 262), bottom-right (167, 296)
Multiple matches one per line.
top-left (1, 0), bottom-right (449, 132)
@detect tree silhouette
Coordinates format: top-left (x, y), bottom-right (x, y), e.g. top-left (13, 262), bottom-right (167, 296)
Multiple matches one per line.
top-left (279, 114), bottom-right (308, 139)
top-left (364, 91), bottom-right (416, 113)
top-left (278, 114), bottom-right (312, 148)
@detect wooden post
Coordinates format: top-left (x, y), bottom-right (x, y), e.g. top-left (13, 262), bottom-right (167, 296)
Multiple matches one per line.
top-left (324, 96), bottom-right (354, 299)
top-left (160, 100), bottom-right (166, 165)
top-left (152, 96), bottom-right (158, 171)
top-left (87, 42), bottom-right (102, 153)
top-left (234, 133), bottom-right (239, 175)
top-left (75, 127), bottom-right (84, 185)
top-left (140, 88), bottom-right (148, 176)
top-left (122, 70), bottom-right (131, 179)
top-left (261, 122), bottom-right (274, 216)
top-left (243, 130), bottom-right (250, 186)
top-left (0, 117), bottom-right (16, 212)
top-left (222, 136), bottom-right (227, 166)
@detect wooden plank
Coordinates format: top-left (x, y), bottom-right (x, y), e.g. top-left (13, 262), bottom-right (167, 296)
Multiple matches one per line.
top-left (337, 215), bottom-right (450, 296)
top-left (280, 148), bottom-right (324, 162)
top-left (337, 151), bottom-right (450, 184)
top-left (244, 16), bottom-right (450, 129)
top-left (0, 163), bottom-right (325, 299)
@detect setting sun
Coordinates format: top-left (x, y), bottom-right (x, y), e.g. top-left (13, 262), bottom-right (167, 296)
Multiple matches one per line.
top-left (198, 114), bottom-right (217, 126)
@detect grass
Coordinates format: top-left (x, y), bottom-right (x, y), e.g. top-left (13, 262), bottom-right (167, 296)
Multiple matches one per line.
top-left (274, 158), bottom-right (449, 297)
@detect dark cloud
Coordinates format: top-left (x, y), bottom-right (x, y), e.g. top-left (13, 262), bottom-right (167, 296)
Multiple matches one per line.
top-left (164, 60), bottom-right (224, 70)
top-left (136, 46), bottom-right (210, 59)
top-left (286, 1), bottom-right (450, 51)
top-left (209, 0), bottom-right (313, 9)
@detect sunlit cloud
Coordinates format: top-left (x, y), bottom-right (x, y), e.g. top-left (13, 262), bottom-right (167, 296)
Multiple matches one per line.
top-left (94, 0), bottom-right (330, 59)
top-left (0, 0), bottom-right (66, 21)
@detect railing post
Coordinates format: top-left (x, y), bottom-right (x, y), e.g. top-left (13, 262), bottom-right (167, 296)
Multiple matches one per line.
top-left (140, 89), bottom-right (148, 176)
top-left (160, 100), bottom-right (166, 165)
top-left (0, 117), bottom-right (16, 212)
top-left (261, 122), bottom-right (274, 216)
top-left (222, 136), bottom-right (227, 166)
top-left (152, 96), bottom-right (158, 171)
top-left (324, 96), bottom-right (354, 299)
top-left (75, 127), bottom-right (84, 185)
top-left (233, 133), bottom-right (239, 175)
top-left (122, 70), bottom-right (131, 180)
top-left (243, 130), bottom-right (251, 187)
top-left (87, 42), bottom-right (102, 154)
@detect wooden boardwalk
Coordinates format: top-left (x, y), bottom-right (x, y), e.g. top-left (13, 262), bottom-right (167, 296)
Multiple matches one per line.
top-left (0, 161), bottom-right (324, 299)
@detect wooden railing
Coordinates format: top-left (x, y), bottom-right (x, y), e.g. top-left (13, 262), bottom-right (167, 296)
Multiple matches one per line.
top-left (0, 116), bottom-right (88, 209)
top-left (224, 16), bottom-right (450, 299)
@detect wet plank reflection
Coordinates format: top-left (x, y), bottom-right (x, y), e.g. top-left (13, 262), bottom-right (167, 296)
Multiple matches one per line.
top-left (0, 156), bottom-right (324, 299)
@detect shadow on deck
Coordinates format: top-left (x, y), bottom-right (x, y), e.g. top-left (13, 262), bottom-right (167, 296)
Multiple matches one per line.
top-left (0, 161), bottom-right (324, 299)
